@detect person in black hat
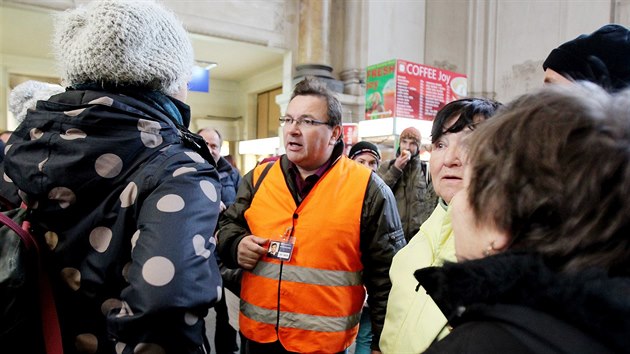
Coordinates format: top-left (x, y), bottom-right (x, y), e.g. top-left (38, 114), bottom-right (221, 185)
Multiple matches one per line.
top-left (543, 24), bottom-right (630, 92)
top-left (349, 141), bottom-right (381, 172)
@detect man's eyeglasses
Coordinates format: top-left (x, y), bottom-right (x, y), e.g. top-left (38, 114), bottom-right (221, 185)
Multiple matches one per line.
top-left (279, 116), bottom-right (333, 127)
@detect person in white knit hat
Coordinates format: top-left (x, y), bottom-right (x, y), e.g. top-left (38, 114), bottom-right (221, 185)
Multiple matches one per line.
top-left (8, 80), bottom-right (64, 124)
top-left (0, 1), bottom-right (223, 353)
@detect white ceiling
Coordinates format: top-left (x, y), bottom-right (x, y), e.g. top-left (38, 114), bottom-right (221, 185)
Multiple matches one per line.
top-left (1, 4), bottom-right (285, 83)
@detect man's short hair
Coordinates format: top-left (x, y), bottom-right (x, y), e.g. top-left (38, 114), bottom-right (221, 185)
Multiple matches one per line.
top-left (197, 127), bottom-right (222, 144)
top-left (466, 83), bottom-right (630, 275)
top-left (291, 77), bottom-right (342, 127)
top-left (431, 98), bottom-right (502, 144)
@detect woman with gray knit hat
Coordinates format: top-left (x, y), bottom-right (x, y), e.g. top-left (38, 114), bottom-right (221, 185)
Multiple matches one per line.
top-left (0, 1), bottom-right (222, 353)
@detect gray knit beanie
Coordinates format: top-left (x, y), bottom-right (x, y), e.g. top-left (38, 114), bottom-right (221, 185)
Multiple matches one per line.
top-left (53, 0), bottom-right (193, 96)
top-left (9, 80), bottom-right (64, 122)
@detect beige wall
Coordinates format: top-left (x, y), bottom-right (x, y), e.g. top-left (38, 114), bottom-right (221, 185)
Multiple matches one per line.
top-left (425, 0), bottom-right (630, 103)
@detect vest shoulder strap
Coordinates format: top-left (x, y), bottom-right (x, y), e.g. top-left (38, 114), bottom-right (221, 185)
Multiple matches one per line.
top-left (253, 161), bottom-right (275, 196)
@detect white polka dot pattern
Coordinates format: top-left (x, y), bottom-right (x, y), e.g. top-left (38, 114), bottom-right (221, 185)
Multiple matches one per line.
top-left (4, 144), bottom-right (11, 155)
top-left (120, 182), bottom-right (138, 208)
top-left (200, 180), bottom-right (218, 202)
top-left (137, 119), bottom-right (163, 148)
top-left (38, 158), bottom-right (48, 172)
top-left (131, 229), bottom-right (140, 251)
top-left (115, 342), bottom-right (126, 354)
top-left (61, 267), bottom-right (81, 291)
top-left (173, 166), bottom-right (196, 177)
top-left (48, 186), bottom-right (77, 208)
top-left (192, 234), bottom-right (211, 259)
top-left (142, 256), bottom-right (175, 286)
top-left (95, 153), bottom-right (123, 178)
top-left (184, 151), bottom-right (205, 163)
top-left (88, 96), bottom-right (114, 106)
top-left (30, 128), bottom-right (43, 140)
top-left (60, 128), bottom-right (87, 140)
top-left (64, 108), bottom-right (86, 116)
top-left (122, 262), bottom-right (131, 283)
top-left (44, 231), bottom-right (58, 250)
top-left (134, 343), bottom-right (166, 354)
top-left (216, 286), bottom-right (223, 302)
top-left (89, 226), bottom-right (113, 253)
top-left (3, 173), bottom-right (12, 183)
top-left (156, 194), bottom-right (184, 212)
top-left (75, 333), bottom-right (98, 354)
top-left (116, 301), bottom-right (134, 318)
top-left (184, 312), bottom-right (198, 326)
top-left (101, 298), bottom-right (123, 316)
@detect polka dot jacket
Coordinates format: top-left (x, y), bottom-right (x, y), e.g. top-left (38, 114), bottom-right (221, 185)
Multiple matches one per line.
top-left (2, 89), bottom-right (223, 354)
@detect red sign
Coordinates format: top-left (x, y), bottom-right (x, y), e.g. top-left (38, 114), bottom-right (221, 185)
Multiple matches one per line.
top-left (365, 59), bottom-right (467, 121)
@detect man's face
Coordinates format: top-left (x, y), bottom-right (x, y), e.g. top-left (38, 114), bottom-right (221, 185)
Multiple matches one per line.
top-left (543, 68), bottom-right (572, 86)
top-left (399, 138), bottom-right (419, 155)
top-left (198, 129), bottom-right (221, 163)
top-left (353, 152), bottom-right (379, 172)
top-left (283, 95), bottom-right (341, 172)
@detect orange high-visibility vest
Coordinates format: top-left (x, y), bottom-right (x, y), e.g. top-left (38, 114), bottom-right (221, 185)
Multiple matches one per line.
top-left (241, 157), bottom-right (371, 353)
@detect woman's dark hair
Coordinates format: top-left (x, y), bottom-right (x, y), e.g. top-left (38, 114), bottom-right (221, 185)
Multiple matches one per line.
top-left (466, 83), bottom-right (630, 274)
top-left (431, 98), bottom-right (502, 144)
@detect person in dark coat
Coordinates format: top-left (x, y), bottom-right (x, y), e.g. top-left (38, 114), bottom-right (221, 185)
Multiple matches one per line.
top-left (543, 24), bottom-right (630, 91)
top-left (417, 83), bottom-right (630, 354)
top-left (0, 1), bottom-right (223, 353)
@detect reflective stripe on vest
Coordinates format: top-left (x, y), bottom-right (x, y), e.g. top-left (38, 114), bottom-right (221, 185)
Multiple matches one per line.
top-left (241, 301), bottom-right (362, 332)
top-left (241, 157), bottom-right (371, 353)
top-left (251, 260), bottom-right (363, 287)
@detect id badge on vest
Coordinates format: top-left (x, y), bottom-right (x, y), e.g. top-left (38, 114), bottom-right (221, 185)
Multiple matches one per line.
top-left (267, 226), bottom-right (295, 262)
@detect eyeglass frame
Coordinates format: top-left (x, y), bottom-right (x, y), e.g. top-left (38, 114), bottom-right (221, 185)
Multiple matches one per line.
top-left (279, 115), bottom-right (335, 128)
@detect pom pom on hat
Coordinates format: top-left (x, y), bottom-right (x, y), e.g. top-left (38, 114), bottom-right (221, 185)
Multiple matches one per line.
top-left (9, 80), bottom-right (64, 123)
top-left (542, 24), bottom-right (630, 92)
top-left (53, 0), bottom-right (193, 96)
top-left (400, 127), bottom-right (421, 144)
top-left (349, 141), bottom-right (381, 161)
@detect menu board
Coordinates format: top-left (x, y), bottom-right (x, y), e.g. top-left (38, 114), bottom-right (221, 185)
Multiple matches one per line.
top-left (365, 59), bottom-right (467, 121)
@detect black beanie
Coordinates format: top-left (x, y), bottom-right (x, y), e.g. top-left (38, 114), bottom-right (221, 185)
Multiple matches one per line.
top-left (542, 24), bottom-right (630, 92)
top-left (349, 141), bottom-right (381, 161)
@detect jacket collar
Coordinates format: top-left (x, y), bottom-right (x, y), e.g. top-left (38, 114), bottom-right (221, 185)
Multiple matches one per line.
top-left (414, 252), bottom-right (630, 352)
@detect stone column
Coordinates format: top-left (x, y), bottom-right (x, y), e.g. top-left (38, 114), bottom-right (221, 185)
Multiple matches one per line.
top-left (340, 0), bottom-right (365, 96)
top-left (294, 0), bottom-right (343, 92)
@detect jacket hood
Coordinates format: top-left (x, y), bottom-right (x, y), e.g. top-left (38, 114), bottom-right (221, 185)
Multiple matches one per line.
top-left (415, 252), bottom-right (630, 353)
top-left (4, 89), bottom-right (183, 215)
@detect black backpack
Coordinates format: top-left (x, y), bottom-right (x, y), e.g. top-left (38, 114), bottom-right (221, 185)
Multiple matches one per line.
top-left (0, 207), bottom-right (62, 354)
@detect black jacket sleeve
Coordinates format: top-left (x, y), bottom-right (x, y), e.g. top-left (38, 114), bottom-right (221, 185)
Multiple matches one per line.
top-left (360, 172), bottom-right (406, 350)
top-left (216, 168), bottom-right (255, 269)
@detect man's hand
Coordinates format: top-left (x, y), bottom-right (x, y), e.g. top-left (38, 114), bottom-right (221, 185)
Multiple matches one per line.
top-left (393, 149), bottom-right (411, 170)
top-left (237, 235), bottom-right (268, 270)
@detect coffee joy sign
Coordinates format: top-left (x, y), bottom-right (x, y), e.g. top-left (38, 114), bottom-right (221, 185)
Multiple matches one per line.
top-left (365, 59), bottom-right (467, 121)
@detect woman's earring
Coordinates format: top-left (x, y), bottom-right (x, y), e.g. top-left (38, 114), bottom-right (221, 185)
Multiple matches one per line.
top-left (482, 241), bottom-right (496, 257)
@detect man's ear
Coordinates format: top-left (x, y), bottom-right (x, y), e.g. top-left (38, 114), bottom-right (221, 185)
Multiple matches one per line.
top-left (331, 126), bottom-right (342, 145)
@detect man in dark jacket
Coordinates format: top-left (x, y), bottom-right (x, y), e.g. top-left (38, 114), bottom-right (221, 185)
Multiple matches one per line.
top-left (378, 127), bottom-right (434, 241)
top-left (218, 77), bottom-right (405, 353)
top-left (198, 128), bottom-right (242, 211)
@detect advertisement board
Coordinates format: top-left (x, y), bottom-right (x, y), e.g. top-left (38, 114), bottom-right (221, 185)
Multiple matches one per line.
top-left (365, 59), bottom-right (467, 121)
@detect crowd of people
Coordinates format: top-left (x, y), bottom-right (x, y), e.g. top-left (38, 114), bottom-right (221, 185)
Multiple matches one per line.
top-left (1, 1), bottom-right (629, 353)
